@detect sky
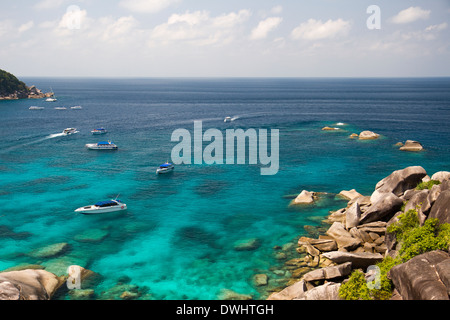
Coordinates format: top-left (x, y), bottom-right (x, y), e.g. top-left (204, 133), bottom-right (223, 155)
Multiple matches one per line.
top-left (1, 0), bottom-right (449, 77)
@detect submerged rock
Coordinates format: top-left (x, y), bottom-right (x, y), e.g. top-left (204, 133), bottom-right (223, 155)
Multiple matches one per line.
top-left (29, 243), bottom-right (70, 259)
top-left (74, 228), bottom-right (109, 243)
top-left (233, 238), bottom-right (261, 251)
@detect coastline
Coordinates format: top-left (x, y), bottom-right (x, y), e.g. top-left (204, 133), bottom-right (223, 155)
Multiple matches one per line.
top-left (0, 85), bottom-right (53, 101)
top-left (266, 166), bottom-right (450, 300)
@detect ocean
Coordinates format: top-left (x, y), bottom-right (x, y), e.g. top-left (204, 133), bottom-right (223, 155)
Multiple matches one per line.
top-left (0, 77), bottom-right (449, 299)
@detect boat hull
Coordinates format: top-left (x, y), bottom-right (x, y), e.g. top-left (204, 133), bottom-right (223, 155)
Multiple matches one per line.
top-left (156, 167), bottom-right (174, 174)
top-left (75, 204), bottom-right (127, 215)
top-left (86, 143), bottom-right (118, 150)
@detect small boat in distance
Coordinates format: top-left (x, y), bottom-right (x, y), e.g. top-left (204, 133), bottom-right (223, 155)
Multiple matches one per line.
top-left (29, 106), bottom-right (44, 110)
top-left (224, 116), bottom-right (232, 122)
top-left (75, 198), bottom-right (127, 215)
top-left (62, 128), bottom-right (78, 135)
top-left (86, 141), bottom-right (118, 150)
top-left (55, 107), bottom-right (67, 110)
top-left (71, 106), bottom-right (82, 110)
top-left (156, 162), bottom-right (175, 174)
top-left (46, 87), bottom-right (57, 102)
top-left (91, 128), bottom-right (107, 135)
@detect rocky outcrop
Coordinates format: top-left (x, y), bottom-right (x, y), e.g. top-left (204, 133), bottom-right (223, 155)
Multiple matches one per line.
top-left (428, 190), bottom-right (450, 224)
top-left (359, 131), bottom-right (380, 140)
top-left (0, 269), bottom-right (63, 300)
top-left (399, 140), bottom-right (424, 152)
top-left (291, 190), bottom-right (315, 205)
top-left (360, 192), bottom-right (403, 224)
top-left (269, 166), bottom-right (450, 300)
top-left (370, 166), bottom-right (427, 203)
top-left (431, 171), bottom-right (450, 183)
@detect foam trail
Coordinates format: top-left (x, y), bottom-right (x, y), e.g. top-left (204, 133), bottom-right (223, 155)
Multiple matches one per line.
top-left (0, 132), bottom-right (67, 154)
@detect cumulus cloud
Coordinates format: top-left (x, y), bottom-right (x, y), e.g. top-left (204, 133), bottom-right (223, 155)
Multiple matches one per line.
top-left (425, 22), bottom-right (447, 32)
top-left (291, 18), bottom-right (351, 40)
top-left (150, 10), bottom-right (251, 46)
top-left (391, 6), bottom-right (431, 24)
top-left (119, 0), bottom-right (180, 14)
top-left (18, 21), bottom-right (34, 33)
top-left (250, 17), bottom-right (283, 40)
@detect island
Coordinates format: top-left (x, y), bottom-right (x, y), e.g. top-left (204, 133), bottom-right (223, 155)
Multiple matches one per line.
top-left (0, 69), bottom-right (53, 100)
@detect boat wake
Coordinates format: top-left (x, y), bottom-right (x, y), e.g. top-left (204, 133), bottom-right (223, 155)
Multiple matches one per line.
top-left (0, 132), bottom-right (71, 154)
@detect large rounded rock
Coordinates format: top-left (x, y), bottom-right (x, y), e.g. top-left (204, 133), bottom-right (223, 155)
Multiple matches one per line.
top-left (0, 269), bottom-right (63, 300)
top-left (399, 140), bottom-right (424, 152)
top-left (370, 166), bottom-right (427, 203)
top-left (292, 190), bottom-right (315, 205)
top-left (359, 131), bottom-right (379, 140)
top-left (360, 192), bottom-right (403, 224)
top-left (388, 250), bottom-right (449, 300)
top-left (431, 171), bottom-right (450, 182)
top-left (428, 190), bottom-right (450, 224)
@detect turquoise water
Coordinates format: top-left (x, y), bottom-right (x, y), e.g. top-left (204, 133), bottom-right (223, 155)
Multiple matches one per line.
top-left (0, 78), bottom-right (449, 299)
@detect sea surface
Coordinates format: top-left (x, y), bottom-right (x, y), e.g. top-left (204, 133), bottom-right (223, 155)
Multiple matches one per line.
top-left (0, 78), bottom-right (449, 299)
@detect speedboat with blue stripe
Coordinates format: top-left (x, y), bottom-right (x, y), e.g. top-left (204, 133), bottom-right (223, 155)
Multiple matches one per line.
top-left (156, 162), bottom-right (175, 174)
top-left (75, 199), bottom-right (127, 215)
top-left (91, 128), bottom-right (107, 135)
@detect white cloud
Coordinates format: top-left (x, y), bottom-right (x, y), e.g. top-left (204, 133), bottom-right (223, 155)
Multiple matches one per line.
top-left (34, 0), bottom-right (65, 10)
top-left (291, 18), bottom-right (351, 40)
top-left (250, 17), bottom-right (282, 40)
top-left (18, 21), bottom-right (34, 33)
top-left (150, 10), bottom-right (251, 46)
top-left (271, 6), bottom-right (283, 15)
top-left (425, 22), bottom-right (447, 32)
top-left (391, 7), bottom-right (431, 24)
top-left (120, 0), bottom-right (180, 14)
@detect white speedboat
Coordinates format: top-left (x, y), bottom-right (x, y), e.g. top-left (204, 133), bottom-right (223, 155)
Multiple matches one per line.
top-left (86, 141), bottom-right (118, 150)
top-left (71, 106), bottom-right (82, 110)
top-left (156, 162), bottom-right (175, 174)
top-left (75, 199), bottom-right (127, 215)
top-left (29, 106), bottom-right (44, 110)
top-left (224, 116), bottom-right (232, 122)
top-left (63, 128), bottom-right (78, 135)
top-left (91, 128), bottom-right (107, 135)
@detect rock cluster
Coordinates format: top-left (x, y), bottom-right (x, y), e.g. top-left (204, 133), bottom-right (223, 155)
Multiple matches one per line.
top-left (268, 166), bottom-right (450, 300)
top-left (0, 85), bottom-right (53, 100)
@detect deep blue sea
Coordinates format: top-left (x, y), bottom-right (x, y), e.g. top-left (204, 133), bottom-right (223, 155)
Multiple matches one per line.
top-left (0, 78), bottom-right (449, 299)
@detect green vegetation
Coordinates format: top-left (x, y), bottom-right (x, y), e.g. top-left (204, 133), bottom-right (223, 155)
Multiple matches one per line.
top-left (0, 69), bottom-right (28, 97)
top-left (416, 180), bottom-right (440, 190)
top-left (339, 208), bottom-right (450, 300)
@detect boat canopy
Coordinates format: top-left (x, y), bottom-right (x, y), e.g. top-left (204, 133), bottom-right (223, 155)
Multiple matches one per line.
top-left (98, 141), bottom-right (113, 145)
top-left (160, 163), bottom-right (173, 168)
top-left (95, 128), bottom-right (106, 130)
top-left (95, 200), bottom-right (119, 207)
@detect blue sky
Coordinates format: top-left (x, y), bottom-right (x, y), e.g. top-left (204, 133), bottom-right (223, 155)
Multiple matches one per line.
top-left (1, 0), bottom-right (449, 77)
